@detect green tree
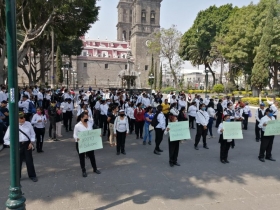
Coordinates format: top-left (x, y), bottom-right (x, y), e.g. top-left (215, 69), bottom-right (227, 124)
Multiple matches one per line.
top-left (213, 84), bottom-right (224, 95)
top-left (56, 46), bottom-right (63, 84)
top-left (159, 63), bottom-right (163, 90)
top-left (179, 4), bottom-right (234, 87)
top-left (251, 2), bottom-right (275, 91)
top-left (60, 37), bottom-right (84, 57)
top-left (154, 61), bottom-right (157, 90)
top-left (148, 25), bottom-right (183, 87)
top-left (148, 54), bottom-right (154, 87)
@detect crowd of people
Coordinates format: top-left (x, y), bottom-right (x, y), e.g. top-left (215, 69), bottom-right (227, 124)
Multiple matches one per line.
top-left (0, 85), bottom-right (278, 180)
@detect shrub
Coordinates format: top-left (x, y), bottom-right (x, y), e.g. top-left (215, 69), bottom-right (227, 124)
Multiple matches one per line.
top-left (213, 84), bottom-right (224, 95)
top-left (241, 97), bottom-right (280, 106)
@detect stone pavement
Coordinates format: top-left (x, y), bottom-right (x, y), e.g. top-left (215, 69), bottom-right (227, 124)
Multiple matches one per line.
top-left (1, 108), bottom-right (280, 210)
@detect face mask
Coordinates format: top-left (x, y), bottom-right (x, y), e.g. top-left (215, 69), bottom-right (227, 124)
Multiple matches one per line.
top-left (51, 103), bottom-right (55, 107)
top-left (37, 111), bottom-right (41, 115)
top-left (141, 105), bottom-right (144, 108)
top-left (83, 119), bottom-right (89, 123)
top-left (19, 123), bottom-right (23, 126)
top-left (201, 107), bottom-right (206, 111)
top-left (107, 102), bottom-right (110, 105)
top-left (120, 114), bottom-right (125, 117)
top-left (268, 113), bottom-right (273, 117)
top-left (225, 119), bottom-right (231, 122)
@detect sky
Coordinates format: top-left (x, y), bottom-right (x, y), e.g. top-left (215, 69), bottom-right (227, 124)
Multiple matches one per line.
top-left (86, 0), bottom-right (260, 71)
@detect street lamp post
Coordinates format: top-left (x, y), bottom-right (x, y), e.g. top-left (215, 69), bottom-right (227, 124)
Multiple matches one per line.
top-left (205, 68), bottom-right (209, 98)
top-left (5, 0), bottom-right (26, 209)
top-left (61, 63), bottom-right (72, 89)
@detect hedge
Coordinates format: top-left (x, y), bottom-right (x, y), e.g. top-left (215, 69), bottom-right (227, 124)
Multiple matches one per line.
top-left (241, 97), bottom-right (280, 106)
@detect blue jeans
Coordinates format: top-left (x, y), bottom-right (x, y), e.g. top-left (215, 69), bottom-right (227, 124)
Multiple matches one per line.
top-left (207, 117), bottom-right (214, 136)
top-left (143, 122), bottom-right (152, 142)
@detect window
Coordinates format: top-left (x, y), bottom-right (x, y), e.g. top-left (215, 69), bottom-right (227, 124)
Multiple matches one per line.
top-left (150, 10), bottom-right (155, 24)
top-left (145, 65), bottom-right (148, 71)
top-left (83, 63), bottom-right (87, 68)
top-left (122, 30), bottom-right (127, 41)
top-left (82, 51), bottom-right (87, 56)
top-left (141, 10), bottom-right (146, 23)
top-left (125, 64), bottom-right (128, 70)
top-left (123, 9), bottom-right (126, 22)
top-left (129, 10), bottom-right (132, 23)
top-left (105, 64), bottom-right (109, 69)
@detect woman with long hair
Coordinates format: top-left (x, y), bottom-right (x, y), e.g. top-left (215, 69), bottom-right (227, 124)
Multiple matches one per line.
top-left (114, 109), bottom-right (129, 155)
top-left (107, 105), bottom-right (118, 147)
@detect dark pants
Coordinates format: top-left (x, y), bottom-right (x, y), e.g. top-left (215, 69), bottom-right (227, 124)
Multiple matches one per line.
top-left (189, 116), bottom-right (195, 128)
top-left (128, 117), bottom-right (135, 133)
top-left (164, 114), bottom-right (169, 126)
top-left (243, 114), bottom-right (249, 130)
top-left (255, 121), bottom-right (261, 140)
top-left (76, 142), bottom-right (97, 172)
top-left (220, 140), bottom-right (231, 161)
top-left (94, 110), bottom-right (100, 126)
top-left (34, 127), bottom-right (45, 151)
top-left (259, 131), bottom-right (274, 159)
top-left (207, 117), bottom-right (214, 136)
top-left (63, 111), bottom-right (73, 131)
top-left (100, 114), bottom-right (108, 134)
top-left (49, 116), bottom-right (56, 139)
top-left (20, 142), bottom-right (36, 178)
top-left (155, 128), bottom-right (164, 151)
top-left (169, 138), bottom-right (179, 164)
top-left (135, 121), bottom-right (144, 137)
top-left (215, 113), bottom-right (222, 128)
top-left (194, 124), bottom-right (207, 147)
top-left (116, 131), bottom-right (126, 153)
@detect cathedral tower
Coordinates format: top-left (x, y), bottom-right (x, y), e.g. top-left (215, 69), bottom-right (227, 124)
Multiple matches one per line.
top-left (117, 0), bottom-right (162, 88)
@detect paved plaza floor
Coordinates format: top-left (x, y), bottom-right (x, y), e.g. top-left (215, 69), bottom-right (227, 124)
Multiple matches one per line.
top-left (1, 108), bottom-right (280, 210)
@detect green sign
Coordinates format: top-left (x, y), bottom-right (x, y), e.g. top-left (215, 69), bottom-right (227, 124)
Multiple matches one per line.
top-left (169, 121), bottom-right (191, 141)
top-left (78, 129), bottom-right (103, 153)
top-left (223, 122), bottom-right (243, 139)
top-left (264, 120), bottom-right (280, 136)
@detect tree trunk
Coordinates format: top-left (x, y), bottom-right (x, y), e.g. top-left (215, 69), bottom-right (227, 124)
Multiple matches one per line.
top-left (219, 58), bottom-right (224, 84)
top-left (169, 61), bottom-right (178, 87)
top-left (273, 62), bottom-right (279, 90)
top-left (40, 46), bottom-right (46, 84)
top-left (0, 44), bottom-right (6, 84)
top-left (206, 63), bottom-right (215, 87)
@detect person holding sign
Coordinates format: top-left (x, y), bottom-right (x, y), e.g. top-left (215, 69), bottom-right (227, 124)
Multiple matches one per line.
top-left (217, 115), bottom-right (235, 164)
top-left (73, 112), bottom-right (101, 177)
top-left (165, 111), bottom-right (181, 167)
top-left (114, 109), bottom-right (129, 155)
top-left (258, 108), bottom-right (276, 162)
top-left (194, 103), bottom-right (210, 150)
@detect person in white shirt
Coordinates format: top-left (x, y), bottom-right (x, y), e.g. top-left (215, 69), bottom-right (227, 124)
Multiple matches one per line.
top-left (4, 112), bottom-right (38, 182)
top-left (188, 102), bottom-right (197, 129)
top-left (18, 95), bottom-right (32, 121)
top-left (195, 96), bottom-right (200, 110)
top-left (217, 115), bottom-right (235, 164)
top-left (141, 94), bottom-right (150, 108)
top-left (100, 100), bottom-right (109, 136)
top-left (221, 96), bottom-right (228, 109)
top-left (77, 102), bottom-right (93, 123)
top-left (164, 111), bottom-right (181, 167)
top-left (37, 89), bottom-right (44, 107)
top-left (258, 108), bottom-right (276, 162)
top-left (31, 107), bottom-right (47, 153)
top-left (267, 97), bottom-right (278, 119)
top-left (255, 103), bottom-right (266, 142)
top-left (126, 103), bottom-right (135, 134)
top-left (242, 102), bottom-right (251, 130)
top-left (223, 103), bottom-right (235, 121)
top-left (203, 96), bottom-right (210, 106)
top-left (154, 105), bottom-right (166, 155)
top-left (73, 112), bottom-right (101, 177)
top-left (0, 86), bottom-right (7, 102)
top-left (207, 102), bottom-right (216, 138)
top-left (61, 98), bottom-right (74, 132)
top-left (114, 109), bottom-right (129, 155)
top-left (170, 95), bottom-right (177, 105)
top-left (194, 103), bottom-right (210, 150)
top-left (178, 96), bottom-right (187, 111)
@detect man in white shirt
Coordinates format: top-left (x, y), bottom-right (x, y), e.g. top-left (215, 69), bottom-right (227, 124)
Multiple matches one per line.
top-left (154, 105), bottom-right (166, 155)
top-left (18, 95), bottom-right (32, 121)
top-left (178, 96), bottom-right (187, 110)
top-left (4, 112), bottom-right (38, 182)
top-left (62, 98), bottom-right (74, 132)
top-left (0, 86), bottom-right (7, 102)
top-left (142, 94), bottom-right (150, 108)
top-left (203, 95), bottom-right (210, 106)
top-left (37, 89), bottom-right (44, 107)
top-left (100, 99), bottom-right (108, 136)
top-left (258, 108), bottom-right (276, 162)
top-left (255, 103), bottom-right (266, 142)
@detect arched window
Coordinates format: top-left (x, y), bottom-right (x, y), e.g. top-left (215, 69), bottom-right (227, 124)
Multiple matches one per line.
top-left (141, 10), bottom-right (146, 23)
top-left (122, 30), bottom-right (127, 41)
top-left (151, 10), bottom-right (155, 24)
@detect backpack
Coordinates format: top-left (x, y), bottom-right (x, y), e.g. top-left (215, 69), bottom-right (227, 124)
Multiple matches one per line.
top-left (151, 113), bottom-right (159, 127)
top-left (28, 101), bottom-right (36, 114)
